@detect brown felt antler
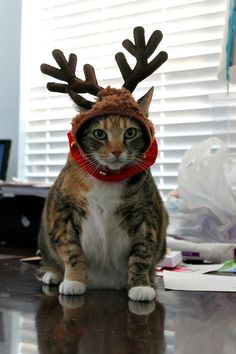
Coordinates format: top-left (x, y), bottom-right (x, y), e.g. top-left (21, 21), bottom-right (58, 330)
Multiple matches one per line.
top-left (40, 49), bottom-right (103, 109)
top-left (40, 27), bottom-right (167, 109)
top-left (115, 26), bottom-right (168, 92)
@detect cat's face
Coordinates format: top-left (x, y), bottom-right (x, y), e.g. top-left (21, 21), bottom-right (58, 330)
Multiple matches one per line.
top-left (77, 116), bottom-right (148, 171)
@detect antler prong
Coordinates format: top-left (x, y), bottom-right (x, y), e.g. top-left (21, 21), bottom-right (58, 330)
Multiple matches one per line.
top-left (67, 88), bottom-right (93, 110)
top-left (114, 52), bottom-right (132, 80)
top-left (146, 30), bottom-right (164, 57)
top-left (46, 82), bottom-right (67, 93)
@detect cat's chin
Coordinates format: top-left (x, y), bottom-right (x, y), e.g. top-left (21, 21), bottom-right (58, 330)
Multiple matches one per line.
top-left (103, 162), bottom-right (128, 172)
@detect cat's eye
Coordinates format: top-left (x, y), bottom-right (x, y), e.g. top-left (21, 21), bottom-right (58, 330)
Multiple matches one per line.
top-left (124, 127), bottom-right (137, 139)
top-left (93, 129), bottom-right (107, 140)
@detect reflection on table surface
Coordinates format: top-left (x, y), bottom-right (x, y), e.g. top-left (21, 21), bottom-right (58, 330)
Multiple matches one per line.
top-left (0, 258), bottom-right (235, 354)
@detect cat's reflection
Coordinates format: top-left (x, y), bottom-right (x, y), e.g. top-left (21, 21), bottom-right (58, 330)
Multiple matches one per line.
top-left (36, 286), bottom-right (165, 354)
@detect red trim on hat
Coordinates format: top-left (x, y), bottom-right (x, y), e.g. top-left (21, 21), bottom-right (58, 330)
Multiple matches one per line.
top-left (67, 131), bottom-right (158, 182)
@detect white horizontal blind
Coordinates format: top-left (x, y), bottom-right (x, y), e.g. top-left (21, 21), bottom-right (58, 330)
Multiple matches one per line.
top-left (20, 0), bottom-right (236, 198)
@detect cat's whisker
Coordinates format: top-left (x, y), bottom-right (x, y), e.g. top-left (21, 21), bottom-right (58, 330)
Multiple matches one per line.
top-left (129, 158), bottom-right (150, 170)
top-left (88, 162), bottom-right (103, 174)
top-left (68, 160), bottom-right (101, 181)
top-left (80, 163), bottom-right (101, 176)
top-left (69, 161), bottom-right (96, 173)
top-left (77, 158), bottom-right (104, 175)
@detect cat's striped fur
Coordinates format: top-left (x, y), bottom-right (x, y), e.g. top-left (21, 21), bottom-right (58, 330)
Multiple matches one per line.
top-left (38, 93), bottom-right (168, 301)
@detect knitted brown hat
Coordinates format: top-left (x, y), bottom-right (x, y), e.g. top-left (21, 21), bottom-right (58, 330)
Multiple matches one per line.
top-left (71, 87), bottom-right (155, 147)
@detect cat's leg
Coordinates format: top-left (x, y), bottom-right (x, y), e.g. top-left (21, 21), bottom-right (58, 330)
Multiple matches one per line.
top-left (56, 226), bottom-right (87, 296)
top-left (128, 227), bottom-right (157, 302)
top-left (38, 231), bottom-right (64, 286)
top-left (58, 249), bottom-right (87, 295)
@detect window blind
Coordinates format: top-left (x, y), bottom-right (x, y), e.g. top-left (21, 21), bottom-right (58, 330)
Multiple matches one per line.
top-left (20, 0), bottom-right (236, 198)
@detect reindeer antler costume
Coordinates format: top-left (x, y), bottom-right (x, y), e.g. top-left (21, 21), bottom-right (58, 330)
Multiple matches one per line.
top-left (40, 26), bottom-right (168, 182)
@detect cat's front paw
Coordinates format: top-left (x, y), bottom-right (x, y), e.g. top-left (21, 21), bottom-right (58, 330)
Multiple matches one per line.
top-left (42, 271), bottom-right (63, 285)
top-left (59, 280), bottom-right (86, 295)
top-left (128, 286), bottom-right (156, 302)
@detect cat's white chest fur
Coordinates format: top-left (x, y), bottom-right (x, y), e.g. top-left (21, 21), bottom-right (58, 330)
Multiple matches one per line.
top-left (81, 180), bottom-right (131, 289)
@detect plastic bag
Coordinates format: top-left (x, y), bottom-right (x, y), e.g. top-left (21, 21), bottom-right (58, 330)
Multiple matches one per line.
top-left (167, 137), bottom-right (236, 243)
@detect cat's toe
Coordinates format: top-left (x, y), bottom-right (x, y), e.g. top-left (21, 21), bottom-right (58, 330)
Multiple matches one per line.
top-left (42, 271), bottom-right (63, 285)
top-left (59, 280), bottom-right (86, 295)
top-left (128, 286), bottom-right (156, 302)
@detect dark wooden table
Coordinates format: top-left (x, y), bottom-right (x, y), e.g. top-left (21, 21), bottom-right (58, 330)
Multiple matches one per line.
top-left (0, 252), bottom-right (236, 354)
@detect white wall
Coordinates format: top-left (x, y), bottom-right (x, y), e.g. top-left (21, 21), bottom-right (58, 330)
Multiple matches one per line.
top-left (0, 0), bottom-right (21, 180)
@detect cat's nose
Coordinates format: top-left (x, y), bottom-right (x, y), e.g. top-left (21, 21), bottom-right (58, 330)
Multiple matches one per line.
top-left (111, 149), bottom-right (123, 157)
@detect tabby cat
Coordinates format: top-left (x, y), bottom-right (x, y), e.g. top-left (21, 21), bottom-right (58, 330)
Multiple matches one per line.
top-left (38, 88), bottom-right (168, 302)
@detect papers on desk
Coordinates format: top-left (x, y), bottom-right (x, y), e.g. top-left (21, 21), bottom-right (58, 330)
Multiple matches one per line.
top-left (163, 263), bottom-right (236, 292)
top-left (0, 179), bottom-right (51, 197)
top-left (167, 236), bottom-right (236, 263)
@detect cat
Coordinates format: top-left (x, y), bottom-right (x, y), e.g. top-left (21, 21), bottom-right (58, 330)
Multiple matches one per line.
top-left (38, 88), bottom-right (168, 302)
